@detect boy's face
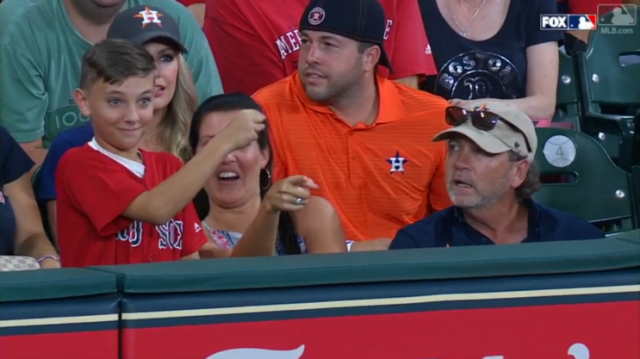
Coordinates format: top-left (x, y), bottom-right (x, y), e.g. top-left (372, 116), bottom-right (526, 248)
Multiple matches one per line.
top-left (74, 74), bottom-right (155, 152)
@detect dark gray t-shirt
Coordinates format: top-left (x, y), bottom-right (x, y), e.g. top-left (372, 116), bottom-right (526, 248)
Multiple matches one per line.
top-left (419, 0), bottom-right (564, 100)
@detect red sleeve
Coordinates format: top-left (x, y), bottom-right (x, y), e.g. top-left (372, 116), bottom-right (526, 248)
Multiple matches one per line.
top-left (567, 0), bottom-right (619, 14)
top-left (386, 0), bottom-right (437, 79)
top-left (180, 202), bottom-right (208, 257)
top-left (204, 0), bottom-right (288, 94)
top-left (177, 0), bottom-right (204, 6)
top-left (61, 148), bottom-right (147, 236)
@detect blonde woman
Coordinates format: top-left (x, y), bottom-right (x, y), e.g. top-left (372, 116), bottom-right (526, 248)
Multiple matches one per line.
top-left (37, 6), bottom-right (198, 243)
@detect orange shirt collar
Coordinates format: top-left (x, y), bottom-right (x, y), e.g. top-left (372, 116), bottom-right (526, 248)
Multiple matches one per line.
top-left (292, 72), bottom-right (403, 124)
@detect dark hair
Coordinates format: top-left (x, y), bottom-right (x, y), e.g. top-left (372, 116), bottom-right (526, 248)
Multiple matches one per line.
top-left (189, 93), bottom-right (302, 255)
top-left (509, 151), bottom-right (542, 200)
top-left (79, 38), bottom-right (156, 90)
top-left (357, 42), bottom-right (375, 53)
top-left (357, 42), bottom-right (380, 71)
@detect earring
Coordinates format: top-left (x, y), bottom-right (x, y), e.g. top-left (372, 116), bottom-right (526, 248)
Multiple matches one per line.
top-left (260, 169), bottom-right (272, 190)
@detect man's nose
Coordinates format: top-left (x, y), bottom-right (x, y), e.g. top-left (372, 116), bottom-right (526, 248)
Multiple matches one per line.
top-left (304, 44), bottom-right (320, 65)
top-left (452, 149), bottom-right (472, 170)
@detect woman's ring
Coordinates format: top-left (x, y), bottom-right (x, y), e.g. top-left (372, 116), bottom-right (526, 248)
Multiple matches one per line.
top-left (295, 197), bottom-right (304, 205)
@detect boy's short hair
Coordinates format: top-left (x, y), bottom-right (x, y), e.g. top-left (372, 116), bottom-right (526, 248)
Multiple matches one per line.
top-left (79, 38), bottom-right (156, 90)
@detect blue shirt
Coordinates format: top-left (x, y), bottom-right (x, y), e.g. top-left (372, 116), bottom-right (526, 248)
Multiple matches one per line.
top-left (390, 199), bottom-right (605, 249)
top-left (0, 125), bottom-right (35, 254)
top-left (37, 123), bottom-right (93, 202)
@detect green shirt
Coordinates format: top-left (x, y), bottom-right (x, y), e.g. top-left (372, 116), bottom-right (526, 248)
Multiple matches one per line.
top-left (0, 0), bottom-right (223, 147)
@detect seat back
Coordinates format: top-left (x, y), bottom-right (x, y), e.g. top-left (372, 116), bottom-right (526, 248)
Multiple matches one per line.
top-left (580, 7), bottom-right (640, 109)
top-left (574, 7), bottom-right (639, 170)
top-left (634, 109), bottom-right (640, 167)
top-left (533, 128), bottom-right (634, 233)
top-left (555, 49), bottom-right (581, 129)
top-left (632, 166), bottom-right (640, 228)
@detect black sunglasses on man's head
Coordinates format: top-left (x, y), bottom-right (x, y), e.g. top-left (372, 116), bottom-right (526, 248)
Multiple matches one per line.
top-left (444, 105), bottom-right (533, 153)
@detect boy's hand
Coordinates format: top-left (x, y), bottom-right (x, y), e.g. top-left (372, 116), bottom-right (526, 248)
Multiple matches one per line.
top-left (217, 109), bottom-right (266, 152)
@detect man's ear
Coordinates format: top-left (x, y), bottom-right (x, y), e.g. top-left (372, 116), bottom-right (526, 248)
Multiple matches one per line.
top-left (73, 88), bottom-right (91, 117)
top-left (511, 160), bottom-right (530, 188)
top-left (364, 46), bottom-right (381, 72)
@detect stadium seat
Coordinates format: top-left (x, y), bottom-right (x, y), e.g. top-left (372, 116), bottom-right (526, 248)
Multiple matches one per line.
top-left (533, 128), bottom-right (635, 233)
top-left (574, 7), bottom-right (640, 171)
top-left (632, 166), bottom-right (640, 228)
top-left (555, 48), bottom-right (581, 130)
top-left (634, 108), bottom-right (640, 167)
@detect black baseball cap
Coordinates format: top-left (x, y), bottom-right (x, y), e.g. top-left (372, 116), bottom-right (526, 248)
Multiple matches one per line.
top-left (299, 0), bottom-right (393, 72)
top-left (107, 5), bottom-right (187, 53)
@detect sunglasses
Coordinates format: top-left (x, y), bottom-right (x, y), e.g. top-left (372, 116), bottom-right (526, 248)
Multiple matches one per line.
top-left (444, 105), bottom-right (533, 153)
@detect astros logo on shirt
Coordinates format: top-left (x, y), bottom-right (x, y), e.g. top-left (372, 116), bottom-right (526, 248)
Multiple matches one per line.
top-left (387, 151), bottom-right (408, 174)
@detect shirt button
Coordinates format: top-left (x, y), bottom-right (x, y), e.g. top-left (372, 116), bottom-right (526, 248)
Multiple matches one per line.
top-left (148, 255), bottom-right (154, 262)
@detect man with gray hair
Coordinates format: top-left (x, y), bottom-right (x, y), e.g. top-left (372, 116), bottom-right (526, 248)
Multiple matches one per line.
top-left (390, 101), bottom-right (604, 248)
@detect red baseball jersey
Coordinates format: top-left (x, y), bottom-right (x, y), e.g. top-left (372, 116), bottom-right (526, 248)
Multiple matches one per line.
top-left (176, 0), bottom-right (203, 6)
top-left (56, 145), bottom-right (207, 268)
top-left (566, 0), bottom-right (620, 15)
top-left (204, 0), bottom-right (436, 95)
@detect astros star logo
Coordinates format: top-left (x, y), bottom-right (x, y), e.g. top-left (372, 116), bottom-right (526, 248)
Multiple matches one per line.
top-left (134, 6), bottom-right (163, 28)
top-left (387, 151), bottom-right (407, 174)
top-left (308, 7), bottom-right (325, 25)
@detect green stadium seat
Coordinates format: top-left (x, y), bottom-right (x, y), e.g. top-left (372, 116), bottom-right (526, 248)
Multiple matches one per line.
top-left (632, 166), bottom-right (640, 228)
top-left (634, 109), bottom-right (640, 167)
top-left (533, 128), bottom-right (635, 233)
top-left (555, 49), bottom-right (581, 130)
top-left (574, 7), bottom-right (640, 171)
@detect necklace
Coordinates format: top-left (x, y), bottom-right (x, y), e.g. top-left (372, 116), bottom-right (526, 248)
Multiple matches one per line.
top-left (447, 0), bottom-right (487, 38)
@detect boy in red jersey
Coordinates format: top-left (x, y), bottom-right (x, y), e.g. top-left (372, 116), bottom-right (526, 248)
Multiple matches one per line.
top-left (56, 39), bottom-right (265, 267)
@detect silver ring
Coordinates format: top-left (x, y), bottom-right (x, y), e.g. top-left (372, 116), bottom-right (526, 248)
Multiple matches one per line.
top-left (295, 197), bottom-right (304, 205)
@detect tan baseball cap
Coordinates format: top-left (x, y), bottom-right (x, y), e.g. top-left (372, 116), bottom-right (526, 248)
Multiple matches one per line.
top-left (432, 100), bottom-right (538, 162)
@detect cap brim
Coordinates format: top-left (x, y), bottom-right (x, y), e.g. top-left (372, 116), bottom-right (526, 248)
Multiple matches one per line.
top-left (432, 126), bottom-right (511, 154)
top-left (132, 32), bottom-right (187, 54)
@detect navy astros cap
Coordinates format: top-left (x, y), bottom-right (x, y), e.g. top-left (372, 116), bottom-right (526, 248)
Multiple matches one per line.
top-left (299, 0), bottom-right (393, 72)
top-left (107, 5), bottom-right (187, 53)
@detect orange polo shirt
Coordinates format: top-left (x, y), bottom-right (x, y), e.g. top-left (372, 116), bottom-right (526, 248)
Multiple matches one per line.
top-left (253, 73), bottom-right (452, 240)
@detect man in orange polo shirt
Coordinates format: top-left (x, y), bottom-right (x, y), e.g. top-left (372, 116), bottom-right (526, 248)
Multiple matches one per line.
top-left (253, 0), bottom-right (451, 246)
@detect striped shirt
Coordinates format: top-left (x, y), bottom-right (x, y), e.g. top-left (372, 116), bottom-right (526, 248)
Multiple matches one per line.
top-left (253, 73), bottom-right (452, 240)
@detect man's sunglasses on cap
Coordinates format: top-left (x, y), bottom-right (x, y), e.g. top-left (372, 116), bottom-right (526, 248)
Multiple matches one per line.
top-left (445, 105), bottom-right (533, 153)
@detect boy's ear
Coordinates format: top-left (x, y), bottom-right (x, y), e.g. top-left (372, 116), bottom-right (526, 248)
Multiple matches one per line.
top-left (73, 88), bottom-right (91, 117)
